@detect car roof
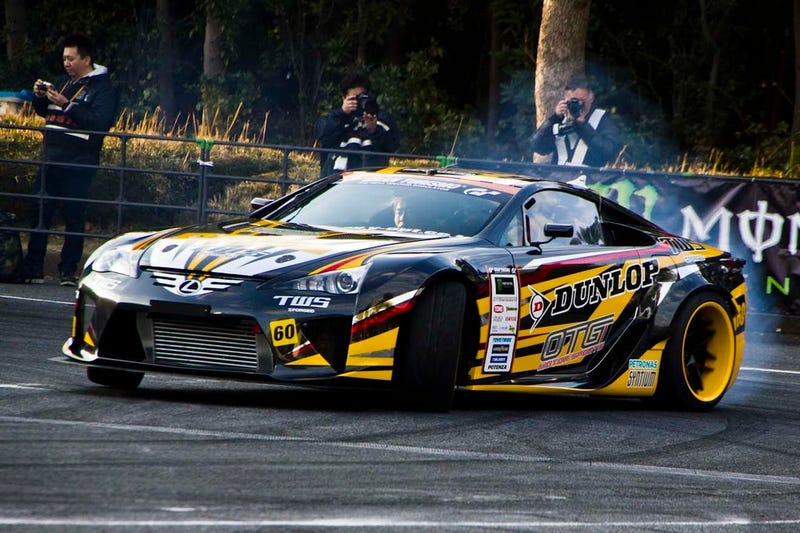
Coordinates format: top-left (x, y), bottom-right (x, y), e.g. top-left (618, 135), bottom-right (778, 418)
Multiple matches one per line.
top-left (350, 167), bottom-right (660, 232)
top-left (343, 167), bottom-right (551, 195)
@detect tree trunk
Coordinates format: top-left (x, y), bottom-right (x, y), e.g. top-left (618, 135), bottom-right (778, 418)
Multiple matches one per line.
top-left (156, 0), bottom-right (176, 124)
top-left (486, 5), bottom-right (500, 140)
top-left (793, 0), bottom-right (800, 136)
top-left (534, 0), bottom-right (591, 161)
top-left (386, 0), bottom-right (410, 64)
top-left (698, 0), bottom-right (720, 143)
top-left (4, 0), bottom-right (27, 63)
top-left (203, 5), bottom-right (225, 78)
top-left (356, 0), bottom-right (366, 66)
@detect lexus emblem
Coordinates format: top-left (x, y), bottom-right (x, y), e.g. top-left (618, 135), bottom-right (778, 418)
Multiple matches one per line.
top-left (178, 279), bottom-right (203, 295)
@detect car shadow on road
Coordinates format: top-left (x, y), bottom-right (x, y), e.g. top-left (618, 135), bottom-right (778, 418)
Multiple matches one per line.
top-left (76, 378), bottom-right (655, 413)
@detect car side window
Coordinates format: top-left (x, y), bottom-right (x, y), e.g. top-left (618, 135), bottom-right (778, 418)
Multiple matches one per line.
top-left (501, 212), bottom-right (525, 247)
top-left (521, 190), bottom-right (604, 246)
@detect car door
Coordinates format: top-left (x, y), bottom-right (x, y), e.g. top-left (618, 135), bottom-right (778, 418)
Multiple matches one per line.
top-left (498, 189), bottom-right (658, 380)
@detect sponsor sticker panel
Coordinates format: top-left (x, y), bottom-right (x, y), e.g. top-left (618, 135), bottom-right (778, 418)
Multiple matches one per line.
top-left (485, 273), bottom-right (520, 373)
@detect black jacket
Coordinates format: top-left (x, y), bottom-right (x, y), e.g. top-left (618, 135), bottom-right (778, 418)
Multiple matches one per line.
top-left (531, 108), bottom-right (622, 167)
top-left (32, 64), bottom-right (118, 164)
top-left (316, 108), bottom-right (400, 176)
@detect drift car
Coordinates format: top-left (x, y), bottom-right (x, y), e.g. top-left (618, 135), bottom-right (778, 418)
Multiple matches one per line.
top-left (63, 167), bottom-right (746, 411)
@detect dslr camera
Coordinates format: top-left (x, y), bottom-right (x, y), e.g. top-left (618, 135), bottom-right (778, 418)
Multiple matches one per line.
top-left (566, 97), bottom-right (585, 118)
top-left (36, 81), bottom-right (53, 91)
top-left (356, 93), bottom-right (380, 115)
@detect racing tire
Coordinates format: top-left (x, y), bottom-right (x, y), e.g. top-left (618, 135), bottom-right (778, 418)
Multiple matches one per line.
top-left (87, 367), bottom-right (144, 390)
top-left (393, 281), bottom-right (467, 412)
top-left (654, 292), bottom-right (736, 411)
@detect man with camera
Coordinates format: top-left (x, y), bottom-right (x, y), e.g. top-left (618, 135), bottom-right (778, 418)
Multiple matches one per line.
top-left (316, 72), bottom-right (400, 176)
top-left (25, 34), bottom-right (117, 285)
top-left (531, 77), bottom-right (621, 167)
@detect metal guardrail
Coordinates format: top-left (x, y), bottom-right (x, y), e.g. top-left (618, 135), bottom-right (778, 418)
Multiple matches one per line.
top-left (5, 122), bottom-right (774, 250)
top-left (0, 123), bottom-right (446, 242)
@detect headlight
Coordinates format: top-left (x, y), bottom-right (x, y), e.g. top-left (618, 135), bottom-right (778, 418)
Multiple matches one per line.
top-left (86, 234), bottom-right (152, 278)
top-left (90, 244), bottom-right (144, 277)
top-left (89, 243), bottom-right (144, 277)
top-left (288, 264), bottom-right (370, 294)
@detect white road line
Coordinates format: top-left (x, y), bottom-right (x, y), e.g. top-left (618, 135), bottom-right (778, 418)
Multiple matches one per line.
top-left (0, 517), bottom-right (797, 528)
top-left (1, 414), bottom-right (800, 486)
top-left (0, 415), bottom-right (308, 443)
top-left (0, 384), bottom-right (49, 390)
top-left (0, 294), bottom-right (73, 306)
top-left (741, 366), bottom-right (800, 376)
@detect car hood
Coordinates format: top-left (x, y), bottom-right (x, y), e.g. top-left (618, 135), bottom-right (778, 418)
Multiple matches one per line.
top-left (138, 220), bottom-right (437, 277)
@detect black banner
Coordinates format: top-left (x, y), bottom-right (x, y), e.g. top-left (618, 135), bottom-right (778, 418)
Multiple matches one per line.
top-left (465, 161), bottom-right (800, 314)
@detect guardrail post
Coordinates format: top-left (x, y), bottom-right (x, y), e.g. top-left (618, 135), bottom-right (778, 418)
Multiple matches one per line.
top-left (33, 140), bottom-right (50, 231)
top-left (280, 148), bottom-right (290, 196)
top-left (196, 138), bottom-right (215, 223)
top-left (116, 135), bottom-right (128, 234)
top-left (436, 155), bottom-right (457, 167)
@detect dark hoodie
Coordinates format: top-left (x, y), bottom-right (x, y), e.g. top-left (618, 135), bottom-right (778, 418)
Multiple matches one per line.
top-left (32, 64), bottom-right (118, 164)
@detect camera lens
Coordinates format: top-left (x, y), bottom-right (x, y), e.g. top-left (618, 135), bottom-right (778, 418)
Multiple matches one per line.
top-left (567, 98), bottom-right (584, 117)
top-left (356, 94), bottom-right (379, 115)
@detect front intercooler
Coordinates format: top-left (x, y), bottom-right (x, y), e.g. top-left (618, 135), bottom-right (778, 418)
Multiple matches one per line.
top-left (152, 318), bottom-right (264, 371)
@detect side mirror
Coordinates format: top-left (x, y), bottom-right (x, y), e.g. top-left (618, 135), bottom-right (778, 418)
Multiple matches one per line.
top-left (526, 223), bottom-right (575, 255)
top-left (543, 223), bottom-right (573, 239)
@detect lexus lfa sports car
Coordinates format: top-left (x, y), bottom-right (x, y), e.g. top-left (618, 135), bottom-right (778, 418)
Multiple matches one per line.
top-left (63, 167), bottom-right (747, 411)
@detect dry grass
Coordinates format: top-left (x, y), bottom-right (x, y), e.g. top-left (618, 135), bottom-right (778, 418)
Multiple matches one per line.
top-left (3, 102), bottom-right (791, 201)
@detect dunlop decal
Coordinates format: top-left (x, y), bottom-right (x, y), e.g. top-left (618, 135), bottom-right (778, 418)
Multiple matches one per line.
top-left (551, 260), bottom-right (659, 316)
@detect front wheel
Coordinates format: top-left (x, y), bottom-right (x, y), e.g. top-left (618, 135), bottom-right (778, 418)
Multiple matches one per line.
top-left (392, 281), bottom-right (467, 411)
top-left (87, 367), bottom-right (144, 390)
top-left (655, 292), bottom-right (737, 411)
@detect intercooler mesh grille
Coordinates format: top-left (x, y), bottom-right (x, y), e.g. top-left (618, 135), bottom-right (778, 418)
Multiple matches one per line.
top-left (153, 318), bottom-right (259, 370)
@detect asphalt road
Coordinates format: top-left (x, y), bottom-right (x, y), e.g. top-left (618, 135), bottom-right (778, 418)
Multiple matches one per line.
top-left (1, 281), bottom-right (799, 532)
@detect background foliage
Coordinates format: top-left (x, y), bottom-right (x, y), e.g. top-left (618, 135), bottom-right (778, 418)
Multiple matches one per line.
top-left (0, 0), bottom-right (797, 175)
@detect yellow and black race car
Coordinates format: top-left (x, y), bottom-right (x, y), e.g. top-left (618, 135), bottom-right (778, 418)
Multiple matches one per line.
top-left (63, 167), bottom-right (746, 411)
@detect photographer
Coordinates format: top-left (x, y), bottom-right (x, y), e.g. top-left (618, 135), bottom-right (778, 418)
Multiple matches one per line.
top-left (25, 34), bottom-right (117, 285)
top-left (316, 72), bottom-right (400, 176)
top-left (531, 77), bottom-right (621, 167)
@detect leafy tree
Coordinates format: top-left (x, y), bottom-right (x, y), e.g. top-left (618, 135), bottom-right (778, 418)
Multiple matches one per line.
top-left (2, 0), bottom-right (800, 174)
top-left (156, 0), bottom-right (177, 122)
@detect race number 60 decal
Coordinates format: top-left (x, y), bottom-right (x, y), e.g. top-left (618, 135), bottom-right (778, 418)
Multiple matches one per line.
top-left (270, 318), bottom-right (299, 346)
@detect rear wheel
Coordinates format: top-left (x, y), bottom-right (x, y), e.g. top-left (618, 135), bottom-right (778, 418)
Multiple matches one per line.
top-left (655, 292), bottom-right (736, 411)
top-left (393, 281), bottom-right (467, 411)
top-left (87, 367), bottom-right (144, 390)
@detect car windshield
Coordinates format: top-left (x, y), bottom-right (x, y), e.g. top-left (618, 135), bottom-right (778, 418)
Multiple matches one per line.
top-left (267, 174), bottom-right (510, 237)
